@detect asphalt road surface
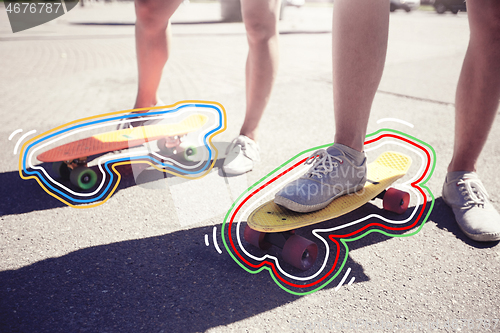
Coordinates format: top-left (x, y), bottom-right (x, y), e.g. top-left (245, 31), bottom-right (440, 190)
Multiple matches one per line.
top-left (1, 2), bottom-right (499, 332)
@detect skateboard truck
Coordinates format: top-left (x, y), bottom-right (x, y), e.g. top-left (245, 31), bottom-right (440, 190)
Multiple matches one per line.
top-left (67, 157), bottom-right (88, 169)
top-left (157, 135), bottom-right (199, 162)
top-left (52, 157), bottom-right (98, 191)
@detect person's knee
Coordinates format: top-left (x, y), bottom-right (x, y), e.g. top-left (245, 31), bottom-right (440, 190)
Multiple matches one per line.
top-left (135, 0), bottom-right (155, 21)
top-left (135, 0), bottom-right (170, 31)
top-left (244, 15), bottom-right (278, 45)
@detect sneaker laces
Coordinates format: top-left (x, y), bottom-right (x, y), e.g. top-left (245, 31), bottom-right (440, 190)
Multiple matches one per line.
top-left (457, 178), bottom-right (489, 207)
top-left (227, 136), bottom-right (246, 153)
top-left (305, 149), bottom-right (343, 179)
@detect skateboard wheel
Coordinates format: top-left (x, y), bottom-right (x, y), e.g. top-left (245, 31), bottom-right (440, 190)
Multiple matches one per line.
top-left (179, 142), bottom-right (204, 162)
top-left (282, 235), bottom-right (318, 271)
top-left (52, 161), bottom-right (70, 180)
top-left (180, 143), bottom-right (199, 162)
top-left (70, 166), bottom-right (97, 190)
top-left (244, 225), bottom-right (271, 250)
top-left (383, 188), bottom-right (410, 214)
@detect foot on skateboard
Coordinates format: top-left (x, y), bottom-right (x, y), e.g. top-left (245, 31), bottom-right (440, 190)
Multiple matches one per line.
top-left (274, 143), bottom-right (367, 213)
top-left (246, 151), bottom-right (412, 270)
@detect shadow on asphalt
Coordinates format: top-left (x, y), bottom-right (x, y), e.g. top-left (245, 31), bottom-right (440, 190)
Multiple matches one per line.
top-left (0, 156), bottom-right (226, 216)
top-left (0, 169), bottom-right (66, 216)
top-left (0, 222), bottom-right (372, 333)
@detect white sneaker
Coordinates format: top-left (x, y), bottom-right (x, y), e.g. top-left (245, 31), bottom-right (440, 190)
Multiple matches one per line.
top-left (222, 135), bottom-right (260, 175)
top-left (442, 171), bottom-right (500, 242)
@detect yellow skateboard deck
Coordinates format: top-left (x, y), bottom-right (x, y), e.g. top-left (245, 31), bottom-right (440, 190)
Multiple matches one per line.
top-left (37, 114), bottom-right (207, 163)
top-left (248, 151), bottom-right (412, 232)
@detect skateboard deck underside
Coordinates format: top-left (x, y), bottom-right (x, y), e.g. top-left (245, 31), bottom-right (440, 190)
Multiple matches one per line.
top-left (247, 151), bottom-right (412, 232)
top-left (37, 114), bottom-right (207, 163)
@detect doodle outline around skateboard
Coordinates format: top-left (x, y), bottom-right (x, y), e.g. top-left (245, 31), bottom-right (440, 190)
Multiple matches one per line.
top-left (221, 130), bottom-right (435, 295)
top-left (19, 101), bottom-right (227, 208)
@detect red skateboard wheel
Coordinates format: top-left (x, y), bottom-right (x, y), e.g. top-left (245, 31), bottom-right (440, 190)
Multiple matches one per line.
top-left (383, 188), bottom-right (410, 214)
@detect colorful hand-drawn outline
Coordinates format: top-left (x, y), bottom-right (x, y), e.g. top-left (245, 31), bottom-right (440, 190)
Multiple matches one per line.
top-left (222, 129), bottom-right (436, 295)
top-left (19, 100), bottom-right (227, 209)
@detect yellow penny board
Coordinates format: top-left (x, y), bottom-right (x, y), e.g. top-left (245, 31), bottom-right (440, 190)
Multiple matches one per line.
top-left (248, 151), bottom-right (412, 232)
top-left (37, 114), bottom-right (208, 162)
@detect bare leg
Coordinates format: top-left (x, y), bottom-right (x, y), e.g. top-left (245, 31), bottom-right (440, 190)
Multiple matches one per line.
top-left (332, 0), bottom-right (390, 152)
top-left (274, 0), bottom-right (390, 211)
top-left (134, 0), bottom-right (183, 111)
top-left (442, 0), bottom-right (500, 242)
top-left (240, 0), bottom-right (281, 141)
top-left (218, 0), bottom-right (280, 175)
top-left (447, 0), bottom-right (500, 172)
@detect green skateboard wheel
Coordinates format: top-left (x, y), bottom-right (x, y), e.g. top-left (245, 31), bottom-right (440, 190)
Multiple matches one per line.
top-left (70, 166), bottom-right (97, 190)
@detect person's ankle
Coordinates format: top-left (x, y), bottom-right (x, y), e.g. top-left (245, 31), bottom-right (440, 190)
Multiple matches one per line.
top-left (333, 136), bottom-right (364, 152)
top-left (134, 98), bottom-right (159, 112)
top-left (239, 131), bottom-right (257, 142)
top-left (447, 162), bottom-right (476, 173)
